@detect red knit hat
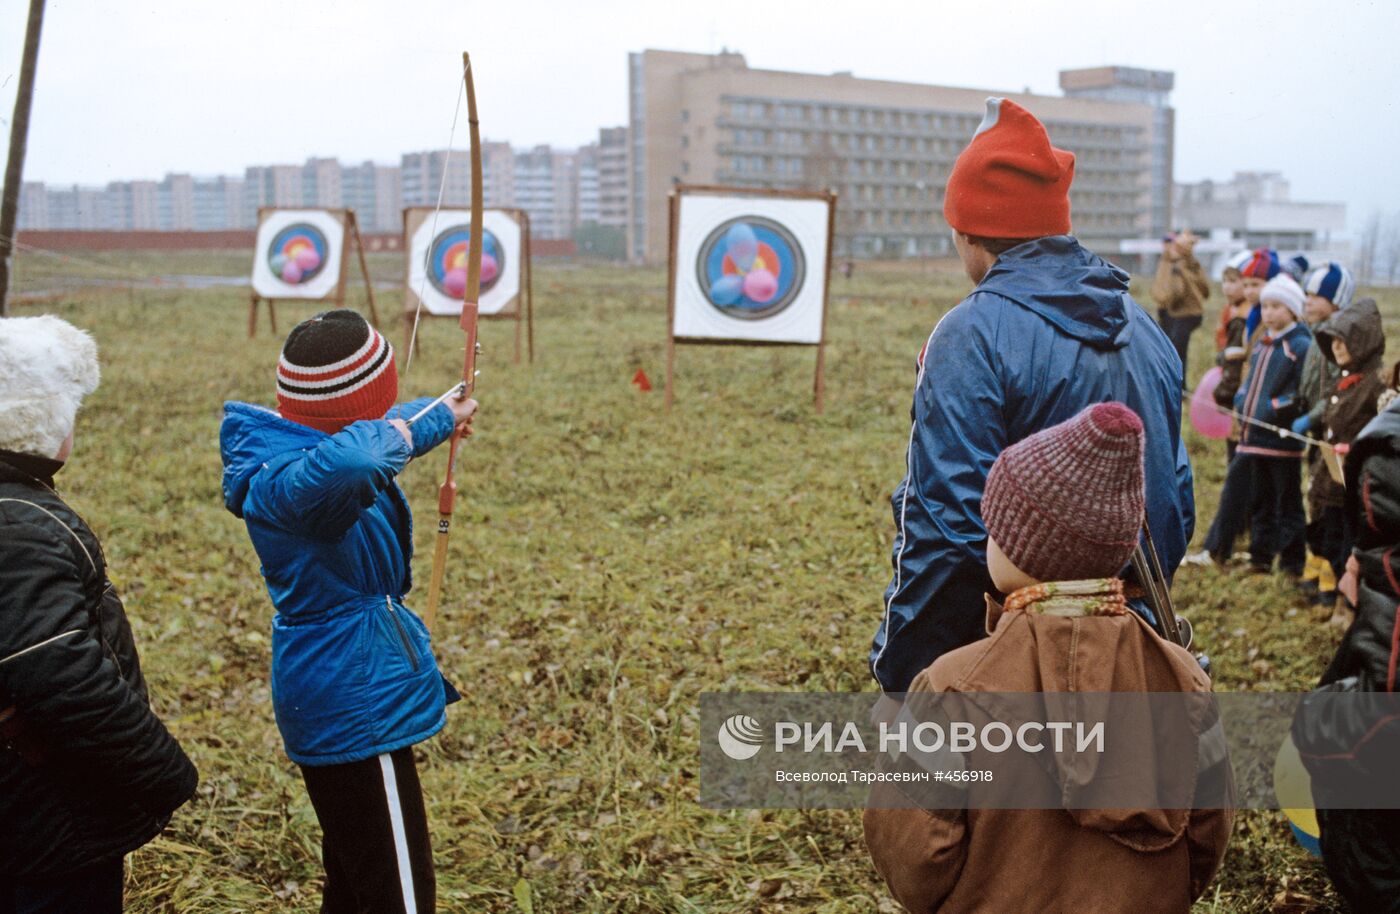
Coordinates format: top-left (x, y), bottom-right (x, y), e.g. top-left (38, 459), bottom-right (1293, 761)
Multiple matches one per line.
top-left (943, 98), bottom-right (1075, 239)
top-left (276, 310), bottom-right (397, 434)
top-left (982, 402), bottom-right (1145, 582)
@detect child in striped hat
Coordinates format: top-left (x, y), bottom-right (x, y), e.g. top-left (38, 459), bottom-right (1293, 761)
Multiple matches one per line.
top-left (1239, 248), bottom-right (1281, 345)
top-left (220, 309), bottom-right (476, 913)
top-left (1293, 263), bottom-right (1358, 601)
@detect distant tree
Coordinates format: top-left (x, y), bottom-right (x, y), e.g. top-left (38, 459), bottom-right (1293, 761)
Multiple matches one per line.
top-left (1356, 210), bottom-right (1383, 283)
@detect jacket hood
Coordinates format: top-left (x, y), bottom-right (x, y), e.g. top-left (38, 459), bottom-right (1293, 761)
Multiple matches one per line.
top-left (976, 235), bottom-right (1134, 351)
top-left (1317, 297), bottom-right (1384, 371)
top-left (976, 605), bottom-right (1207, 847)
top-left (220, 401), bottom-right (326, 518)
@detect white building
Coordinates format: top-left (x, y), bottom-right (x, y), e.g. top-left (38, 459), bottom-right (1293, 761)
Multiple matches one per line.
top-left (1174, 171), bottom-right (1347, 264)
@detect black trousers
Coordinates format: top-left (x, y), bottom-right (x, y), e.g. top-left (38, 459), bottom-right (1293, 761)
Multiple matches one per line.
top-left (1307, 505), bottom-right (1352, 580)
top-left (1158, 312), bottom-right (1203, 383)
top-left (1203, 451), bottom-right (1256, 561)
top-left (300, 748), bottom-right (435, 914)
top-left (1248, 456), bottom-right (1308, 575)
top-left (0, 858), bottom-right (123, 914)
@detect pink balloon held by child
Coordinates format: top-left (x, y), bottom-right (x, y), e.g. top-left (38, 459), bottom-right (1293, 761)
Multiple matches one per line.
top-left (1189, 366), bottom-right (1232, 439)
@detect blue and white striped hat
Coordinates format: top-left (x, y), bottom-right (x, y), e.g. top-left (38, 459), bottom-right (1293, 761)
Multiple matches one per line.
top-left (1304, 262), bottom-right (1355, 309)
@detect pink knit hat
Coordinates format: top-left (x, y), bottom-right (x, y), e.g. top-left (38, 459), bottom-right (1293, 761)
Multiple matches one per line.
top-left (982, 402), bottom-right (1145, 582)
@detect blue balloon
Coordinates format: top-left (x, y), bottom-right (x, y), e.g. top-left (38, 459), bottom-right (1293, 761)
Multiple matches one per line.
top-left (724, 222), bottom-right (758, 271)
top-left (709, 274), bottom-right (744, 306)
top-left (270, 254), bottom-right (287, 273)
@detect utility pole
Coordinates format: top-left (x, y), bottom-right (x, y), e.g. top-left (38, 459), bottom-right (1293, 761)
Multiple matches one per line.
top-left (0, 0), bottom-right (47, 317)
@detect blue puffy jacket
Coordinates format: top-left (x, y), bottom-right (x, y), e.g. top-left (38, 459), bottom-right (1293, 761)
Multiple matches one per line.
top-left (220, 398), bottom-right (456, 766)
top-left (870, 236), bottom-right (1195, 692)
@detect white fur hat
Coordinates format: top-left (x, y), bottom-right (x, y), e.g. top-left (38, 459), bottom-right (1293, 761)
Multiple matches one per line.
top-left (0, 315), bottom-right (100, 458)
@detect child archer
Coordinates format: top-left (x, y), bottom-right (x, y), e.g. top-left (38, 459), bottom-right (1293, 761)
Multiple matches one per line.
top-left (220, 309), bottom-right (476, 913)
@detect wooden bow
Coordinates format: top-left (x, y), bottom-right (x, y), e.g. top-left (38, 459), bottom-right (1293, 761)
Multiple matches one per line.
top-left (423, 51), bottom-right (482, 633)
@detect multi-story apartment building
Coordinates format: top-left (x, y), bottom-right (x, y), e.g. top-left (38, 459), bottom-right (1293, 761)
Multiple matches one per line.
top-left (400, 142), bottom-right (515, 212)
top-left (19, 173), bottom-right (245, 230)
top-left (597, 126), bottom-right (629, 230)
top-left (626, 50), bottom-right (1174, 263)
top-left (302, 158), bottom-right (343, 209)
top-left (576, 143), bottom-right (601, 226)
top-left (343, 161), bottom-right (403, 232)
top-left (192, 176), bottom-right (245, 230)
top-left (243, 164), bottom-right (305, 226)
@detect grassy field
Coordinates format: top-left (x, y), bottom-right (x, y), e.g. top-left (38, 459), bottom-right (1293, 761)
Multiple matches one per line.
top-left (9, 253), bottom-right (1398, 912)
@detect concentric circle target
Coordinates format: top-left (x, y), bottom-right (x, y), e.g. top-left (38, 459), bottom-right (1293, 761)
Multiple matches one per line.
top-left (267, 223), bottom-right (329, 286)
top-left (426, 225), bottom-right (503, 299)
top-left (695, 216), bottom-right (806, 320)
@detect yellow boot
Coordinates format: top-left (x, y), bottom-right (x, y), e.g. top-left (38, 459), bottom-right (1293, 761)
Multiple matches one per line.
top-left (1301, 553), bottom-right (1324, 584)
top-left (1318, 560), bottom-right (1338, 595)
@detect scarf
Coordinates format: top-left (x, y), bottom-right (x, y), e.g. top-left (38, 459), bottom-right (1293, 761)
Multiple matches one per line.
top-left (1002, 578), bottom-right (1133, 618)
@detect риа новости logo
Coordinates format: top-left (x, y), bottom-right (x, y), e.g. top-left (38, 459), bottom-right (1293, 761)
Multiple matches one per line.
top-left (717, 715), bottom-right (764, 760)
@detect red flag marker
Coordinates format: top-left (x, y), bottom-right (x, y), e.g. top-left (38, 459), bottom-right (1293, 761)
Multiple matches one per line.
top-left (632, 369), bottom-right (652, 392)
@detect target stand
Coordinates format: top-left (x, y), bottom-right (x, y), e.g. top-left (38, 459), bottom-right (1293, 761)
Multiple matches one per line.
top-left (247, 208), bottom-right (380, 337)
top-left (665, 184), bottom-right (836, 413)
top-left (402, 206), bottom-right (533, 364)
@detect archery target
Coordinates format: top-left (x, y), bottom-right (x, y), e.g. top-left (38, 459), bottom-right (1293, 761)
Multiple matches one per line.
top-left (672, 193), bottom-right (830, 344)
top-left (251, 209), bottom-right (346, 300)
top-left (406, 208), bottom-right (522, 316)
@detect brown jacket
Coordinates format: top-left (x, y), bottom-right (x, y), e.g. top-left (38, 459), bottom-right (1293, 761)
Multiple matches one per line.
top-left (864, 597), bottom-right (1233, 914)
top-left (1151, 253), bottom-right (1210, 319)
top-left (1309, 300), bottom-right (1387, 514)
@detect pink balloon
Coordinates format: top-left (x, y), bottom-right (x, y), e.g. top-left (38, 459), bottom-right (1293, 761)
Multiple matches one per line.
top-left (480, 252), bottom-right (499, 285)
top-left (443, 268), bottom-right (467, 298)
top-left (742, 269), bottom-right (778, 304)
top-left (294, 247), bottom-right (321, 271)
top-left (1189, 366), bottom-right (1233, 439)
top-left (281, 261), bottom-right (304, 284)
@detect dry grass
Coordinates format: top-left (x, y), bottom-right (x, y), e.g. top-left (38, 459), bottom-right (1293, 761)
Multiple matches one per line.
top-left (10, 252), bottom-right (1398, 912)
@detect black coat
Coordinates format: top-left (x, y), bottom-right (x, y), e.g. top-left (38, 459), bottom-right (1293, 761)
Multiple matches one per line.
top-left (1292, 405), bottom-right (1400, 913)
top-left (0, 450), bottom-right (198, 878)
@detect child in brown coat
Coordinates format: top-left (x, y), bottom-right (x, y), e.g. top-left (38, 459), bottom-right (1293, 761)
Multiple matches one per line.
top-left (864, 403), bottom-right (1233, 914)
top-left (1311, 298), bottom-right (1385, 627)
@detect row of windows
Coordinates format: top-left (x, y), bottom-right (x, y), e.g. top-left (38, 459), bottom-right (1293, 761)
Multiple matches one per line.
top-left (728, 127), bottom-right (970, 156)
top-left (724, 98), bottom-right (1144, 145)
top-left (724, 132), bottom-right (1144, 173)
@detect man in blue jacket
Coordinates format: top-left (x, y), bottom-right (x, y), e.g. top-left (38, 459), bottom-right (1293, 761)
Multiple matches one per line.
top-left (870, 98), bottom-right (1195, 693)
top-left (221, 310), bottom-right (475, 913)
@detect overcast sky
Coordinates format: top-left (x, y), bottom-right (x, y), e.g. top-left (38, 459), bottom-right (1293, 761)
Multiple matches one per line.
top-left (3, 0), bottom-right (1398, 234)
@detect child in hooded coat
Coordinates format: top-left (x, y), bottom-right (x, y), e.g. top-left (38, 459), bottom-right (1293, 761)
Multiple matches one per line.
top-left (864, 403), bottom-right (1232, 914)
top-left (1310, 298), bottom-right (1385, 627)
top-left (219, 309), bottom-right (476, 914)
top-left (1294, 263), bottom-right (1357, 600)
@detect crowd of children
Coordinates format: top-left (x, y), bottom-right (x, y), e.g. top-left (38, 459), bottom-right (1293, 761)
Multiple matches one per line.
top-left (1186, 250), bottom-right (1389, 625)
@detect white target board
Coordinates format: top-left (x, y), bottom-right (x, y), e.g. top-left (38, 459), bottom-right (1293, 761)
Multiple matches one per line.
top-left (671, 191), bottom-right (832, 344)
top-left (250, 209), bottom-right (348, 300)
top-left (405, 208), bottom-right (523, 317)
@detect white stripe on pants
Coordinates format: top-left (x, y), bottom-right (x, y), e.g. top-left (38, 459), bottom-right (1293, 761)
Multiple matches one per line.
top-left (379, 753), bottom-right (418, 913)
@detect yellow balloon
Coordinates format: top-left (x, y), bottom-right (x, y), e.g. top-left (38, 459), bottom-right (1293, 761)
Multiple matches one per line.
top-left (1274, 735), bottom-right (1319, 837)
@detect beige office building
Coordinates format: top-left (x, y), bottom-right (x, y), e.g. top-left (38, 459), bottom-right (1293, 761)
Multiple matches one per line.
top-left (627, 50), bottom-right (1174, 263)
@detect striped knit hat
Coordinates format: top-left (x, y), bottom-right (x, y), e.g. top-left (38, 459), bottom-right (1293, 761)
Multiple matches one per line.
top-left (982, 402), bottom-right (1145, 583)
top-left (1222, 249), bottom-right (1253, 276)
top-left (1304, 262), bottom-right (1356, 309)
top-left (276, 310), bottom-right (397, 434)
top-left (1240, 248), bottom-right (1281, 280)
